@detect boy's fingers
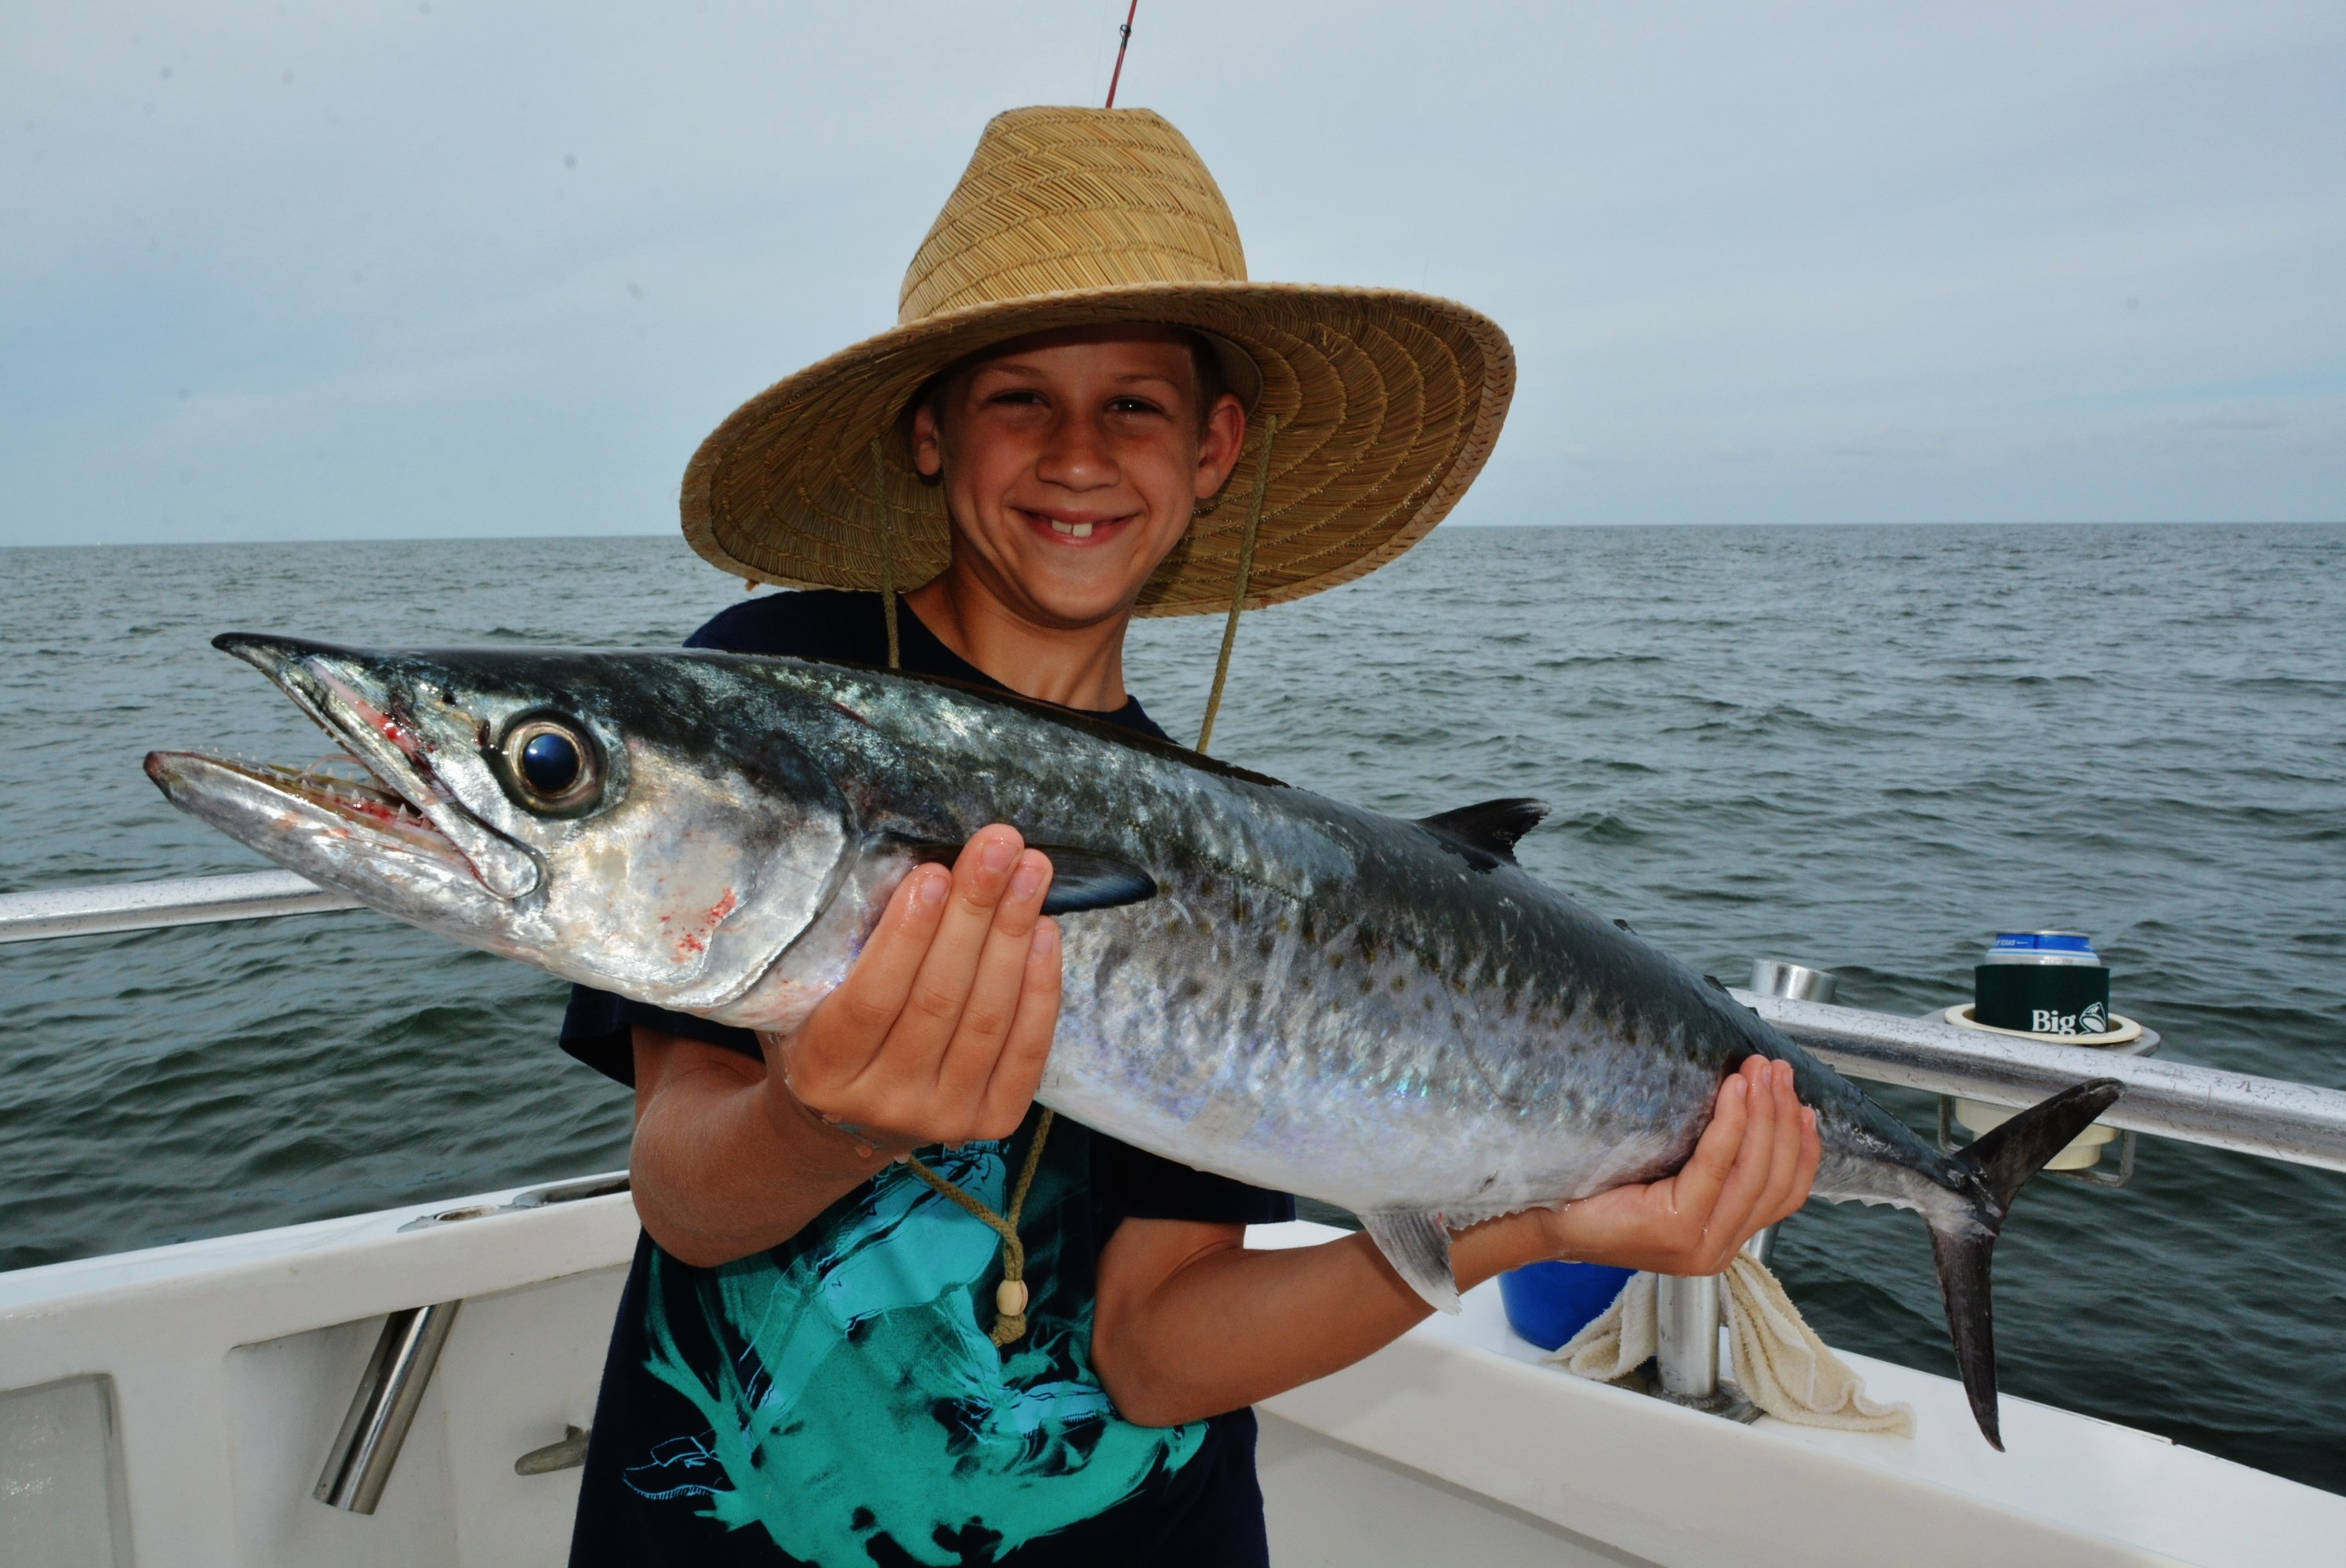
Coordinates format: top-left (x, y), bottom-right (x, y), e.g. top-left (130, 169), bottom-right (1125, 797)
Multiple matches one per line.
top-left (976, 918), bottom-right (1062, 1138)
top-left (1668, 1068), bottom-right (1750, 1227)
top-left (1737, 1064), bottom-right (1797, 1237)
top-left (890, 826), bottom-right (1027, 1081)
top-left (1706, 1059), bottom-right (1780, 1248)
top-left (814, 865), bottom-right (950, 1073)
top-left (1759, 1066), bottom-right (1809, 1221)
top-left (1773, 1107), bottom-right (1821, 1225)
top-left (933, 850), bottom-right (1053, 1115)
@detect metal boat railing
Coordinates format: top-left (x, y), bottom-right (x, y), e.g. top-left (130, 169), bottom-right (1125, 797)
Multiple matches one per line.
top-left (0, 870), bottom-right (358, 943)
top-left (8, 871), bottom-right (2344, 1172)
top-left (1736, 991), bottom-right (2346, 1174)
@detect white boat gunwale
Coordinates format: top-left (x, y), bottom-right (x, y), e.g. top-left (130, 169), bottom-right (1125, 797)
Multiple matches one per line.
top-left (5, 1186), bottom-right (2343, 1566)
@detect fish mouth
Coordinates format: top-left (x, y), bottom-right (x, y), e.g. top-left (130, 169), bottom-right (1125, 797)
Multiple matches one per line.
top-left (151, 633), bottom-right (542, 900)
top-left (143, 750), bottom-right (476, 876)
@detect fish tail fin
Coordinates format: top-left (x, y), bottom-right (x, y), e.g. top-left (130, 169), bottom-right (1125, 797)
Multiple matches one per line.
top-left (1929, 1077), bottom-right (2123, 1450)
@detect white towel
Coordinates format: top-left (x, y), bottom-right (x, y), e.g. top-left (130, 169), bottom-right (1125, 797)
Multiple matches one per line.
top-left (1549, 1269), bottom-right (1659, 1383)
top-left (1549, 1256), bottom-right (1915, 1436)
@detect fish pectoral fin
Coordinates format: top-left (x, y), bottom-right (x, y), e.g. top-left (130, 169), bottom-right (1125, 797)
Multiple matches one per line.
top-left (1030, 846), bottom-right (1158, 915)
top-left (1360, 1211), bottom-right (1462, 1314)
top-left (881, 836), bottom-right (1157, 915)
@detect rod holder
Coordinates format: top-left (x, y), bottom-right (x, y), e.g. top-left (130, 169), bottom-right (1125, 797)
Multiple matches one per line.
top-left (1749, 958), bottom-right (1839, 1005)
top-left (1654, 1273), bottom-right (1721, 1399)
top-left (314, 1301), bottom-right (461, 1514)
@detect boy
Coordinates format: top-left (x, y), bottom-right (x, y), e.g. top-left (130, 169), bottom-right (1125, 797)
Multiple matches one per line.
top-left (560, 107), bottom-right (1818, 1566)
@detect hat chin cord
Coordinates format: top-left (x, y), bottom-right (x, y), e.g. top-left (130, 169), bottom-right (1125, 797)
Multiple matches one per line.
top-left (1195, 414), bottom-right (1275, 753)
top-left (876, 419), bottom-right (1274, 1347)
top-left (902, 1111), bottom-right (1058, 1348)
top-left (871, 437), bottom-right (903, 671)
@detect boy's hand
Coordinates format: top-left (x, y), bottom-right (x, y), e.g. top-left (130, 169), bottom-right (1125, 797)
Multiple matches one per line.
top-left (758, 825), bottom-right (1061, 1159)
top-left (1517, 1055), bottom-right (1820, 1276)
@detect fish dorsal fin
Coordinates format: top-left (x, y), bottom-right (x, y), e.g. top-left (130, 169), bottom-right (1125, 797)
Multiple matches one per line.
top-left (1359, 1211), bottom-right (1461, 1314)
top-left (1416, 798), bottom-right (1552, 867)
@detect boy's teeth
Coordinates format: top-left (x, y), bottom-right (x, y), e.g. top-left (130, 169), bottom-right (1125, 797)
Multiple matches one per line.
top-left (1049, 520), bottom-right (1095, 538)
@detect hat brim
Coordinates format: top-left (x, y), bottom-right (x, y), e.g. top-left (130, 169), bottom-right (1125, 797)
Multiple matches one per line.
top-left (681, 280), bottom-right (1514, 617)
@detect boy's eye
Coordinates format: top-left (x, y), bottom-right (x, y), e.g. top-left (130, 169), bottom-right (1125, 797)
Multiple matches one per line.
top-left (1108, 396), bottom-right (1167, 417)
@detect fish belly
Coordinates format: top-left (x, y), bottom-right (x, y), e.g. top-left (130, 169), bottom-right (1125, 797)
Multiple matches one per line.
top-left (1037, 894), bottom-right (1721, 1221)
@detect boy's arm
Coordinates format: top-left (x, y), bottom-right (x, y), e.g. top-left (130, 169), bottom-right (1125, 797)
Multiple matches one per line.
top-left (1091, 1055), bottom-right (1820, 1427)
top-left (627, 1032), bottom-right (887, 1266)
top-left (629, 825), bottom-right (1062, 1268)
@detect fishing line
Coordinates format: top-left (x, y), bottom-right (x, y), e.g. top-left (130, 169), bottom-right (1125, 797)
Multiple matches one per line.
top-left (1105, 0), bottom-right (1140, 108)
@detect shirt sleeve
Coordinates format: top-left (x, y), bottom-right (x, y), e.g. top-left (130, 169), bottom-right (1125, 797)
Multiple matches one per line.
top-left (557, 985), bottom-right (762, 1087)
top-left (1088, 1131), bottom-right (1296, 1229)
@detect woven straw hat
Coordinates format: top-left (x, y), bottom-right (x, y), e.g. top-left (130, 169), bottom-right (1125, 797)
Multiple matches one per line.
top-left (681, 106), bottom-right (1514, 617)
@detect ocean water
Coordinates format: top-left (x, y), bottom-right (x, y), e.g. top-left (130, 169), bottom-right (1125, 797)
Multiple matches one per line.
top-left (3, 524), bottom-right (2341, 1494)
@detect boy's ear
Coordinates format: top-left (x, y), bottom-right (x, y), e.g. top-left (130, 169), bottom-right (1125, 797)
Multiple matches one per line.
top-left (1194, 393), bottom-right (1247, 499)
top-left (910, 402), bottom-right (946, 479)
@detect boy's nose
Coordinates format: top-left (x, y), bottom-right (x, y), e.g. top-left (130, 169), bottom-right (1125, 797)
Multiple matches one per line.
top-left (1034, 414), bottom-right (1119, 492)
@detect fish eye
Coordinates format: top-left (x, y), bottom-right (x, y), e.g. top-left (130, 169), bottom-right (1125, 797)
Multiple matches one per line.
top-left (521, 731), bottom-right (580, 794)
top-left (500, 716), bottom-right (601, 814)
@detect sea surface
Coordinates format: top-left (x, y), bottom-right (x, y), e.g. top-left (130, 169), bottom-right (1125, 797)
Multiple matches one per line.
top-left (4, 524), bottom-right (2341, 1494)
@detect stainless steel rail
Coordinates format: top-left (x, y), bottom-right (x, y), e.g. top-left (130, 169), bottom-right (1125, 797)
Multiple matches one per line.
top-left (8, 875), bottom-right (2343, 1175)
top-left (1739, 990), bottom-right (2346, 1174)
top-left (0, 872), bottom-right (360, 944)
top-left (314, 1300), bottom-right (461, 1514)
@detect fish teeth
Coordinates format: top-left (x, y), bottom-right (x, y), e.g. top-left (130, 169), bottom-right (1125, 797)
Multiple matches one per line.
top-left (1050, 520), bottom-right (1095, 539)
top-left (274, 754), bottom-right (426, 820)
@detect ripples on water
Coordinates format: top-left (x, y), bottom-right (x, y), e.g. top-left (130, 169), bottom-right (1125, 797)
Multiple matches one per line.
top-left (3, 524), bottom-right (2341, 1492)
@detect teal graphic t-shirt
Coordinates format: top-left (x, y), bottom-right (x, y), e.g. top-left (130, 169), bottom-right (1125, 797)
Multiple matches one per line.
top-left (558, 592), bottom-right (1294, 1566)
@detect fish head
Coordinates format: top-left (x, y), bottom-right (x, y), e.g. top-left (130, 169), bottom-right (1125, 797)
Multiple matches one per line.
top-left (144, 633), bottom-right (852, 1014)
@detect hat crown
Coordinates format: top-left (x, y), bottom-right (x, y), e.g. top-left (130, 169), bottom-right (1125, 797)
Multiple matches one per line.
top-left (899, 107), bottom-right (1249, 325)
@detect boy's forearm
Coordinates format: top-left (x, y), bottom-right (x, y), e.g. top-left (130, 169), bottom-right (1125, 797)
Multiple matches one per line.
top-left (1092, 1216), bottom-right (1552, 1428)
top-left (1093, 1061), bottom-right (1820, 1426)
top-left (628, 1029), bottom-right (879, 1268)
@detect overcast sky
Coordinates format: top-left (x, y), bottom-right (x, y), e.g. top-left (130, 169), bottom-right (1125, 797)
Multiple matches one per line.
top-left (3, 2), bottom-right (2340, 547)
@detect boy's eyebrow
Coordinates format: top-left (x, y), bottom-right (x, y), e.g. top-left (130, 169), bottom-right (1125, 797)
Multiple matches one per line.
top-left (968, 361), bottom-right (1186, 390)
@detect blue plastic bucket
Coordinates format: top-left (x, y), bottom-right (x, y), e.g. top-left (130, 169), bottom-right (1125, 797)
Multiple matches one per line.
top-left (1498, 1261), bottom-right (1636, 1351)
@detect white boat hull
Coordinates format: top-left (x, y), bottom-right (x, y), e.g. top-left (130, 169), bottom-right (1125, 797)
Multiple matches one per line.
top-left (2, 1185), bottom-right (2337, 1566)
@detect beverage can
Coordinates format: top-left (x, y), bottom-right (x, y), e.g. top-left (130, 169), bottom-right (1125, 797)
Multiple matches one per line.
top-left (1982, 931), bottom-right (2103, 967)
top-left (1974, 931), bottom-right (2111, 1036)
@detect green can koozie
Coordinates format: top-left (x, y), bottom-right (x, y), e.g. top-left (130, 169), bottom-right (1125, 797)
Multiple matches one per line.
top-left (1974, 930), bottom-right (2110, 1036)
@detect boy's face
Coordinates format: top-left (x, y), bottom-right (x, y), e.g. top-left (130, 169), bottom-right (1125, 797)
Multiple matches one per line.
top-left (910, 325), bottom-right (1247, 630)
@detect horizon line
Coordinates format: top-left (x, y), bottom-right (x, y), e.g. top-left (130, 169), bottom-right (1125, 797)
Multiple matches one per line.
top-left (7, 517), bottom-right (2343, 551)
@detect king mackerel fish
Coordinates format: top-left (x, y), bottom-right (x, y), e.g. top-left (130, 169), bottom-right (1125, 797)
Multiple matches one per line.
top-left (147, 635), bottom-right (2119, 1447)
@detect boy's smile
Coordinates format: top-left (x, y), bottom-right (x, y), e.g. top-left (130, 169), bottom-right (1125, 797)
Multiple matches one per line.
top-left (909, 324), bottom-right (1247, 635)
